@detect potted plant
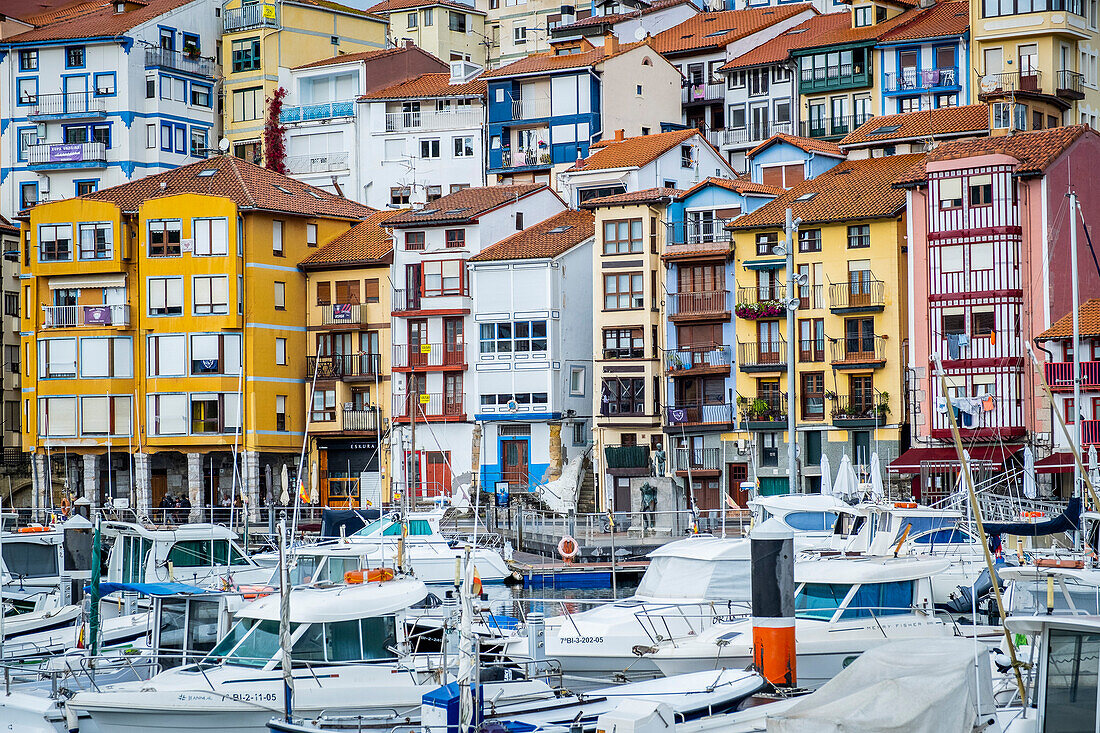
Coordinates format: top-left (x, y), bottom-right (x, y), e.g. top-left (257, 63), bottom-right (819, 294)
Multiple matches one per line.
top-left (823, 390), bottom-right (838, 400)
top-left (750, 398), bottom-right (772, 420)
top-left (876, 392), bottom-right (891, 417)
top-left (183, 42), bottom-right (200, 58)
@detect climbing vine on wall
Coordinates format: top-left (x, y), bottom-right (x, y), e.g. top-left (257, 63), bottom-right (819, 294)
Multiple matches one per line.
top-left (263, 86), bottom-right (288, 174)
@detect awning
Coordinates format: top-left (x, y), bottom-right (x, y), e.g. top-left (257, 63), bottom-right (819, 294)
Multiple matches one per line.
top-left (888, 445), bottom-right (1022, 473)
top-left (49, 273), bottom-right (126, 290)
top-left (1036, 452), bottom-right (1076, 474)
top-left (743, 257), bottom-right (785, 270)
top-left (87, 582), bottom-right (213, 597)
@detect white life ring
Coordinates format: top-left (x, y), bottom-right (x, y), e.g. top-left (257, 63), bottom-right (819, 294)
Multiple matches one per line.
top-left (558, 535), bottom-right (579, 560)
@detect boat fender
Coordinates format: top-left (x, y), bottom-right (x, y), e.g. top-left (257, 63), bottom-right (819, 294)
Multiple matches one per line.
top-left (481, 665), bottom-right (524, 682)
top-left (558, 536), bottom-right (579, 561)
top-left (64, 701), bottom-right (79, 733)
top-left (503, 570), bottom-right (524, 586)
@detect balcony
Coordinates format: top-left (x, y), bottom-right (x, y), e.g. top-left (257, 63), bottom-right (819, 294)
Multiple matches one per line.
top-left (978, 71), bottom-right (1046, 98)
top-left (27, 142), bottom-right (107, 169)
top-left (667, 290), bottom-right (731, 319)
top-left (830, 394), bottom-right (887, 428)
top-left (29, 92), bottom-right (107, 119)
top-left (666, 220), bottom-right (733, 246)
top-left (739, 393), bottom-right (788, 430)
top-left (830, 335), bottom-right (887, 369)
top-left (664, 346), bottom-right (732, 374)
top-left (675, 447), bottom-right (721, 473)
top-left (280, 100), bottom-right (355, 124)
top-left (384, 109), bottom-right (482, 131)
top-left (392, 342), bottom-right (465, 369)
top-left (738, 341), bottom-right (786, 372)
top-left (285, 152), bottom-right (350, 175)
top-left (500, 148), bottom-right (551, 168)
top-left (1084, 420), bottom-right (1100, 445)
top-left (342, 407), bottom-right (383, 432)
top-left (883, 67), bottom-right (959, 94)
top-left (682, 82), bottom-right (724, 104)
top-left (797, 338), bottom-right (826, 363)
top-left (1045, 361), bottom-right (1100, 391)
top-left (799, 113), bottom-right (873, 140)
top-left (315, 303), bottom-right (371, 326)
top-left (799, 63), bottom-right (872, 94)
top-left (144, 47), bottom-right (217, 78)
top-left (509, 96), bottom-right (550, 120)
top-left (667, 402), bottom-right (735, 427)
top-left (392, 393), bottom-right (464, 421)
top-left (224, 3), bottom-right (279, 31)
top-left (42, 304), bottom-right (129, 328)
top-left (828, 279), bottom-right (886, 314)
top-left (1057, 69), bottom-right (1086, 100)
top-left (604, 444), bottom-right (650, 471)
top-left (735, 286), bottom-right (786, 320)
top-left (307, 354), bottom-right (382, 381)
top-left (705, 122), bottom-right (794, 149)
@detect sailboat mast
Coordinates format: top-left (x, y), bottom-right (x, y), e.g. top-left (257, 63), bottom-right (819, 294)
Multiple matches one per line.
top-left (1071, 190), bottom-right (1082, 551)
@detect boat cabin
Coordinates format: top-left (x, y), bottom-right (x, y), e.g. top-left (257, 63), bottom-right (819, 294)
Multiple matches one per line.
top-left (792, 556), bottom-right (944, 623)
top-left (749, 495), bottom-right (865, 543)
top-left (635, 537), bottom-right (752, 602)
top-left (102, 523), bottom-right (274, 587)
top-left (1, 516), bottom-right (94, 608)
top-left (1001, 565), bottom-right (1100, 618)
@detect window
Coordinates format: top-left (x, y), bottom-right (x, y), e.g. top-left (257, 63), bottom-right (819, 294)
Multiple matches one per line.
top-left (453, 136), bottom-right (474, 157)
top-left (569, 366), bottom-right (586, 396)
top-left (942, 311), bottom-right (965, 335)
top-left (603, 218), bottom-right (643, 254)
top-left (192, 217), bottom-right (228, 256)
top-left (420, 139), bottom-right (441, 158)
top-left (405, 232), bottom-right (425, 250)
top-left (424, 7), bottom-right (434, 24)
top-left (146, 75), bottom-right (155, 98)
top-left (334, 280), bottom-right (360, 304)
top-left (391, 187), bottom-right (411, 205)
top-left (603, 328), bottom-right (643, 358)
top-left (275, 338), bottom-right (287, 366)
top-left (16, 78), bottom-right (37, 105)
top-left (79, 337), bottom-right (132, 378)
top-left (408, 10), bottom-right (418, 27)
top-left (445, 229), bottom-right (465, 248)
top-left (272, 221), bottom-right (283, 256)
top-left (938, 178), bottom-right (963, 208)
top-left (148, 277), bottom-right (183, 316)
top-left (4, 292), bottom-right (19, 318)
top-left (233, 87), bottom-right (264, 122)
top-left (190, 83), bottom-right (212, 108)
top-left (38, 338), bottom-right (77, 379)
top-left (148, 219), bottom-right (182, 257)
top-left (972, 307), bottom-right (995, 337)
top-left (189, 128), bottom-right (208, 157)
top-left (365, 279), bottom-right (380, 303)
top-left (603, 273), bottom-right (643, 310)
top-left (274, 282), bottom-right (286, 310)
top-left (756, 231), bottom-right (778, 256)
top-left (80, 395), bottom-right (131, 436)
top-left (19, 50), bottom-right (38, 71)
top-left (798, 228), bottom-right (822, 253)
top-left (19, 183), bottom-right (37, 210)
top-left (969, 174), bottom-right (993, 206)
top-left (160, 76), bottom-right (185, 102)
top-left (761, 432), bottom-right (779, 466)
top-left (801, 372), bottom-right (825, 420)
top-left (190, 333), bottom-right (241, 375)
top-left (317, 282), bottom-right (331, 305)
top-left (854, 5), bottom-right (871, 25)
top-left (17, 128), bottom-right (37, 162)
top-left (449, 11), bottom-right (467, 31)
top-left (38, 397), bottom-right (77, 436)
top-left (78, 223), bottom-right (112, 260)
top-left (479, 320), bottom-right (548, 354)
top-left (66, 46), bottom-right (85, 68)
top-left (681, 145), bottom-right (694, 168)
top-left (601, 378), bottom-right (644, 415)
top-left (193, 275), bottom-right (229, 315)
top-left (423, 259), bottom-right (463, 295)
top-left (146, 123), bottom-right (156, 149)
top-left (426, 186), bottom-right (442, 202)
top-left (39, 224), bottom-right (73, 262)
top-left (514, 24), bottom-right (527, 43)
top-left (190, 394), bottom-right (235, 434)
top-left (75, 180), bottom-right (96, 196)
top-left (276, 396), bottom-right (287, 431)
top-left (231, 38), bottom-right (261, 72)
top-left (93, 72), bottom-right (116, 96)
top-left (307, 223), bottom-right (317, 246)
top-left (312, 389), bottom-right (337, 421)
top-left (847, 224), bottom-right (870, 249)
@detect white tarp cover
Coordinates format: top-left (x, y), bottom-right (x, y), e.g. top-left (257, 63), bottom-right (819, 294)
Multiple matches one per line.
top-left (766, 638), bottom-right (986, 733)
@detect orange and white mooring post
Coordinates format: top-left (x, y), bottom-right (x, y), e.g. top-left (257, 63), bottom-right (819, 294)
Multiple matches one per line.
top-left (750, 520), bottom-right (796, 687)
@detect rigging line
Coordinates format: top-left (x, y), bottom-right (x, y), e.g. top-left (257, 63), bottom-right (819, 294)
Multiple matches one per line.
top-left (1075, 200), bottom-right (1100, 281)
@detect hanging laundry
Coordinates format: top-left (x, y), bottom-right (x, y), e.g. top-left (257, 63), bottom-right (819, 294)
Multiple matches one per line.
top-left (946, 333), bottom-right (960, 359)
top-left (981, 394), bottom-right (995, 412)
top-left (936, 397), bottom-right (949, 414)
top-left (990, 331), bottom-right (996, 346)
top-left (958, 334), bottom-right (970, 348)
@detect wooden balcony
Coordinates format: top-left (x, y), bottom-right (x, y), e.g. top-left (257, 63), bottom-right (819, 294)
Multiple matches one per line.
top-left (391, 393), bottom-right (464, 422)
top-left (666, 402), bottom-right (735, 427)
top-left (828, 280), bottom-right (885, 314)
top-left (392, 343), bottom-right (465, 370)
top-left (674, 447), bottom-right (721, 474)
top-left (830, 336), bottom-right (887, 369)
top-left (739, 393), bottom-right (788, 430)
top-left (307, 354), bottom-right (382, 381)
top-left (664, 346), bottom-right (732, 375)
top-left (830, 394), bottom-right (887, 428)
top-left (738, 341), bottom-right (786, 372)
top-left (667, 290), bottom-right (730, 320)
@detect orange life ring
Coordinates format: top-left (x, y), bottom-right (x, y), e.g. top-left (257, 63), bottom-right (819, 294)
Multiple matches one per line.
top-left (60, 498), bottom-right (71, 517)
top-left (558, 535), bottom-right (579, 561)
top-left (18, 525), bottom-right (50, 533)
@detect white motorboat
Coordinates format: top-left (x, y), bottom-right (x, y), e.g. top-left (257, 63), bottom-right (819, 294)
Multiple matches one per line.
top-left (66, 577), bottom-right (546, 733)
top-left (646, 555), bottom-right (1001, 687)
top-left (2, 515), bottom-right (94, 609)
top-left (543, 535), bottom-right (752, 677)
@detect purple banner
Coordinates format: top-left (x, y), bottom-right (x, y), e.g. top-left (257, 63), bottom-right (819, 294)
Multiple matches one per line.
top-left (83, 306), bottom-right (113, 325)
top-left (49, 143), bottom-right (84, 163)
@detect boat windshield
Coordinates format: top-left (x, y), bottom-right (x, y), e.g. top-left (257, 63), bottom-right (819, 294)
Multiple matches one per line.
top-left (1009, 579), bottom-right (1100, 616)
top-left (352, 519), bottom-right (434, 537)
top-left (1043, 628), bottom-right (1100, 730)
top-left (205, 617), bottom-right (277, 668)
top-left (203, 616), bottom-right (399, 667)
top-left (2, 541), bottom-right (58, 579)
top-left (289, 555), bottom-right (323, 585)
top-left (783, 512), bottom-right (839, 532)
top-left (795, 581), bottom-right (914, 620)
top-left (636, 557), bottom-right (751, 600)
top-left (893, 516), bottom-right (971, 545)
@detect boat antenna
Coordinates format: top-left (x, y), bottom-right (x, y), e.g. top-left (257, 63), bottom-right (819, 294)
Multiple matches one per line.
top-left (277, 518), bottom-right (294, 722)
top-left (291, 350), bottom-right (324, 545)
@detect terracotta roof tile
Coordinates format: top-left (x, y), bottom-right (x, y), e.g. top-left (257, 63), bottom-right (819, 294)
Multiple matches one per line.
top-left (367, 0), bottom-right (484, 14)
top-left (554, 0), bottom-right (695, 31)
top-left (471, 210), bottom-right (594, 261)
top-left (292, 0), bottom-right (383, 15)
top-left (878, 0), bottom-right (968, 42)
top-left (731, 153), bottom-right (924, 229)
top-left (385, 184), bottom-right (548, 226)
top-left (841, 105), bottom-right (988, 147)
top-left (292, 46), bottom-right (423, 70)
top-left (359, 72), bottom-right (485, 99)
top-left (721, 12), bottom-right (849, 70)
top-left (567, 129), bottom-right (698, 172)
top-left (788, 6), bottom-right (921, 52)
top-left (83, 155), bottom-right (375, 220)
top-left (678, 176), bottom-right (783, 199)
top-left (3, 0), bottom-right (192, 42)
top-left (580, 187), bottom-right (683, 208)
top-left (651, 5), bottom-right (812, 56)
top-left (2, 0), bottom-right (91, 23)
top-left (300, 209), bottom-right (402, 267)
top-left (1038, 299), bottom-right (1100, 340)
top-left (18, 0), bottom-right (107, 25)
top-left (894, 126), bottom-right (1094, 186)
top-left (482, 38), bottom-right (647, 77)
top-left (746, 133), bottom-right (845, 160)
top-left (0, 215), bottom-right (18, 235)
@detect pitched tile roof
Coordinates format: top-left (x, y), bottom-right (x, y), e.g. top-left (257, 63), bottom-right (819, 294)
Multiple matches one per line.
top-left (2, 0), bottom-right (193, 43)
top-left (788, 6), bottom-right (921, 52)
top-left (367, 0), bottom-right (484, 14)
top-left (731, 153), bottom-right (925, 229)
top-left (878, 0), bottom-right (968, 42)
top-left (1038, 299), bottom-right (1100, 340)
top-left (291, 0), bottom-right (382, 16)
top-left (651, 5), bottom-right (813, 56)
top-left (554, 0), bottom-right (696, 31)
top-left (841, 105), bottom-right (989, 148)
top-left (83, 155), bottom-right (375, 220)
top-left (385, 184), bottom-right (548, 226)
top-left (292, 46), bottom-right (421, 70)
top-left (580, 187), bottom-right (683, 208)
top-left (678, 176), bottom-right (784, 199)
top-left (482, 38), bottom-right (647, 77)
top-left (16, 0), bottom-right (105, 25)
top-left (0, 215), bottom-right (19, 235)
top-left (471, 210), bottom-right (595, 262)
top-left (721, 12), bottom-right (850, 70)
top-left (359, 72), bottom-right (485, 99)
top-left (746, 133), bottom-right (845, 160)
top-left (300, 209), bottom-right (402, 268)
top-left (894, 125), bottom-right (1094, 187)
top-left (567, 129), bottom-right (699, 172)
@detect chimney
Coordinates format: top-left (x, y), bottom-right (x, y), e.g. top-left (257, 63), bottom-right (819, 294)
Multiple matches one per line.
top-left (604, 33), bottom-right (618, 55)
top-left (614, 129), bottom-right (625, 142)
top-left (404, 39), bottom-right (415, 49)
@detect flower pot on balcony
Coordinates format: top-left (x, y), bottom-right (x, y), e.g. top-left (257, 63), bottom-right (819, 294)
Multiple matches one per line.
top-left (735, 300), bottom-right (785, 320)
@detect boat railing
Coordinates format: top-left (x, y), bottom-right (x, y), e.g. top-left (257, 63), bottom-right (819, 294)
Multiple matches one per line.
top-left (515, 508), bottom-right (750, 543)
top-left (630, 603), bottom-right (752, 647)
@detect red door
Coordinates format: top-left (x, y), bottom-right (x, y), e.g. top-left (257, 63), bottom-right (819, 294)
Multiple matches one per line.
top-left (729, 463), bottom-right (749, 507)
top-left (423, 451), bottom-right (451, 498)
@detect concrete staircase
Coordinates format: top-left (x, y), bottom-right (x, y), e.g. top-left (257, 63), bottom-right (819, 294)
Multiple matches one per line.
top-left (576, 454), bottom-right (597, 514)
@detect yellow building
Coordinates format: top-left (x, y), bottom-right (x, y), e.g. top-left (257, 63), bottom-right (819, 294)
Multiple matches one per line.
top-left (367, 0), bottom-right (488, 67)
top-left (970, 0), bottom-right (1100, 130)
top-left (221, 0), bottom-right (389, 164)
top-left (727, 154), bottom-right (919, 495)
top-left (20, 156), bottom-right (373, 518)
top-left (298, 210), bottom-right (400, 507)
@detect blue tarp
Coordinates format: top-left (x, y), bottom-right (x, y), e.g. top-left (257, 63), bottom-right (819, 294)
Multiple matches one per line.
top-left (985, 497), bottom-right (1081, 537)
top-left (85, 582), bottom-right (213, 597)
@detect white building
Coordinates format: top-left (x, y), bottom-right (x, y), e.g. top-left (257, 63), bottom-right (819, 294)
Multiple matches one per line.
top-left (383, 183), bottom-right (567, 500)
top-left (556, 128), bottom-right (735, 206)
top-left (0, 0), bottom-right (221, 218)
top-left (468, 209), bottom-right (594, 494)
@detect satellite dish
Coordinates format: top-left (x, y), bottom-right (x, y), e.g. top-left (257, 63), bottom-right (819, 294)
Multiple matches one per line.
top-left (218, 137), bottom-right (230, 153)
top-left (633, 26), bottom-right (647, 40)
top-left (979, 75), bottom-right (998, 93)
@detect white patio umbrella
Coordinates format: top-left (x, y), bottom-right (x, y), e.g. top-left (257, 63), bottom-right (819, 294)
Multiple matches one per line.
top-left (1022, 445), bottom-right (1037, 500)
top-left (309, 460), bottom-right (319, 504)
top-left (820, 453), bottom-right (833, 496)
top-left (835, 454), bottom-right (859, 500)
top-left (280, 464), bottom-right (289, 505)
top-left (869, 452), bottom-right (884, 501)
top-left (1089, 445), bottom-right (1099, 495)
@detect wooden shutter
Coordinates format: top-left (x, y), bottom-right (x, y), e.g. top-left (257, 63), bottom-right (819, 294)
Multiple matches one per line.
top-left (761, 166), bottom-right (784, 188)
top-left (365, 278), bottom-right (380, 302)
top-left (335, 280), bottom-right (360, 304)
top-left (317, 282), bottom-right (330, 305)
top-left (782, 164), bottom-right (804, 186)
